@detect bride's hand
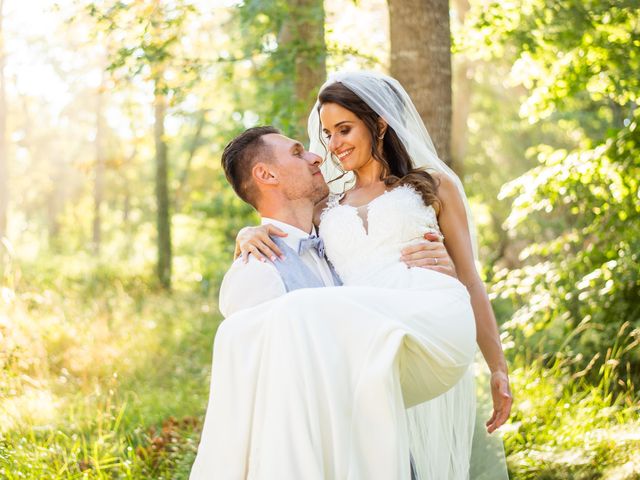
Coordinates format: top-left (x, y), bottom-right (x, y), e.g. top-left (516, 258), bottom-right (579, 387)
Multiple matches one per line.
top-left (485, 371), bottom-right (512, 433)
top-left (235, 224), bottom-right (287, 263)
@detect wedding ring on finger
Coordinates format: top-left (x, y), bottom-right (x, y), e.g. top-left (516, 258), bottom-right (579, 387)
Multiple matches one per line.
top-left (434, 257), bottom-right (438, 266)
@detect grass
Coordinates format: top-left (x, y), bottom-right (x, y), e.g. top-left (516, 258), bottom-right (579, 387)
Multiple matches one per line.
top-left (0, 253), bottom-right (220, 479)
top-left (0, 251), bottom-right (639, 479)
top-left (502, 323), bottom-right (640, 480)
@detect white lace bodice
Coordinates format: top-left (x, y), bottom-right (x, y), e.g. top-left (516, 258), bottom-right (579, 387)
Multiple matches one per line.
top-left (319, 185), bottom-right (442, 285)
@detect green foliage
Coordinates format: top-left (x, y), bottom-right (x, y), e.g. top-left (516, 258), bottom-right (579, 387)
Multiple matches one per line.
top-left (495, 111), bottom-right (640, 382)
top-left (461, 1), bottom-right (640, 477)
top-left (469, 0), bottom-right (639, 133)
top-left (86, 0), bottom-right (201, 97)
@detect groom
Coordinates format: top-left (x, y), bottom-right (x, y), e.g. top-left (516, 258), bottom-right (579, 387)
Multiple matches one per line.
top-left (218, 125), bottom-right (456, 317)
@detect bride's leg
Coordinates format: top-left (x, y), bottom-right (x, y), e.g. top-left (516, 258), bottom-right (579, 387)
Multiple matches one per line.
top-left (346, 330), bottom-right (412, 480)
top-left (392, 288), bottom-right (477, 408)
top-left (259, 288), bottom-right (415, 480)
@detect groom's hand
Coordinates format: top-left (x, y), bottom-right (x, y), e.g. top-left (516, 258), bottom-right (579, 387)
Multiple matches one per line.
top-left (400, 232), bottom-right (457, 278)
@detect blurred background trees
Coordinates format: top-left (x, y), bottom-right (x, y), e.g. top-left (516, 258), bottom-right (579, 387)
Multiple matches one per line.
top-left (0, 0), bottom-right (638, 478)
top-left (0, 0), bottom-right (7, 243)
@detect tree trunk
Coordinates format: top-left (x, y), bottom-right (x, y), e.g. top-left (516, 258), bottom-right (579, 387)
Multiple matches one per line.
top-left (154, 81), bottom-right (171, 289)
top-left (175, 109), bottom-right (206, 211)
top-left (92, 75), bottom-right (106, 254)
top-left (0, 0), bottom-right (8, 242)
top-left (388, 0), bottom-right (454, 168)
top-left (122, 146), bottom-right (136, 224)
top-left (451, 0), bottom-right (472, 177)
top-left (280, 0), bottom-right (326, 137)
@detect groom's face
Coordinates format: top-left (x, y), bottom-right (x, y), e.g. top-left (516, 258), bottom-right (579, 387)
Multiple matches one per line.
top-left (263, 134), bottom-right (329, 203)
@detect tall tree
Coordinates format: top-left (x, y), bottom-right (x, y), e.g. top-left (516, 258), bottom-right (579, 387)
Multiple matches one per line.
top-left (0, 0), bottom-right (7, 242)
top-left (152, 63), bottom-right (171, 288)
top-left (86, 0), bottom-right (201, 288)
top-left (450, 0), bottom-right (472, 176)
top-left (278, 0), bottom-right (326, 136)
top-left (388, 0), bottom-right (454, 168)
top-left (92, 71), bottom-right (106, 254)
top-left (236, 0), bottom-right (326, 139)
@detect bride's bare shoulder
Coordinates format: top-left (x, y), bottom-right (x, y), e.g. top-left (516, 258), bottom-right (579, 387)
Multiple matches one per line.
top-left (430, 172), bottom-right (460, 216)
top-left (430, 172), bottom-right (456, 195)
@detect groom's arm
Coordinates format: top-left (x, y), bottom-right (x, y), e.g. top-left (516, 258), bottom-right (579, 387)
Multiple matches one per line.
top-left (219, 257), bottom-right (286, 317)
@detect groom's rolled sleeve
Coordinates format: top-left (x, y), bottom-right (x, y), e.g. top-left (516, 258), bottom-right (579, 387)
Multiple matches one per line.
top-left (218, 257), bottom-right (287, 317)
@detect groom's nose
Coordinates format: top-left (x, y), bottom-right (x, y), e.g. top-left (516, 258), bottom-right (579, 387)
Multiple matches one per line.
top-left (306, 152), bottom-right (322, 166)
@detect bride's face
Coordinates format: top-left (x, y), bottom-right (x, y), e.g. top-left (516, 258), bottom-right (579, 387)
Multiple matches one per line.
top-left (319, 102), bottom-right (373, 172)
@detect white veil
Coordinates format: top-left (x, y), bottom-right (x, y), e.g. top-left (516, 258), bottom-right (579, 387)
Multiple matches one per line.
top-left (307, 70), bottom-right (509, 480)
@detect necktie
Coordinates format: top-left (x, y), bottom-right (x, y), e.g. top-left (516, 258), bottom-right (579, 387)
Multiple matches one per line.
top-left (298, 234), bottom-right (325, 258)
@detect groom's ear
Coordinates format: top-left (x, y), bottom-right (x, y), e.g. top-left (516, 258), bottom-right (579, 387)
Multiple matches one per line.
top-left (252, 162), bottom-right (279, 186)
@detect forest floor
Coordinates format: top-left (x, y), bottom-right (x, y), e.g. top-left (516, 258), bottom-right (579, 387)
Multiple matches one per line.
top-left (1, 257), bottom-right (639, 479)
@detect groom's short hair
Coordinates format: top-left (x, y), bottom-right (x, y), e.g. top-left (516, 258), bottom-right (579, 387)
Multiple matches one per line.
top-left (221, 126), bottom-right (280, 208)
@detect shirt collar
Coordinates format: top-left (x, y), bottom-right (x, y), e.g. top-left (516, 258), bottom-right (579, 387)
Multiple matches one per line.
top-left (261, 217), bottom-right (316, 252)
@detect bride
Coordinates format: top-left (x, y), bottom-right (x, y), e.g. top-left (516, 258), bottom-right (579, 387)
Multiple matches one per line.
top-left (194, 71), bottom-right (511, 479)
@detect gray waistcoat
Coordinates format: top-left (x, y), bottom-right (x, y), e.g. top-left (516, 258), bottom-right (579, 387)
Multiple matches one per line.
top-left (269, 236), bottom-right (342, 292)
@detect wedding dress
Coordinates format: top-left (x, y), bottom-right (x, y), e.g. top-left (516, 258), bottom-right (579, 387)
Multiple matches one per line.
top-left (320, 185), bottom-right (478, 480)
top-left (190, 184), bottom-right (479, 480)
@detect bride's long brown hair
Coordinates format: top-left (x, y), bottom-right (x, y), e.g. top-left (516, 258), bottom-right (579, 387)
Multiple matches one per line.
top-left (317, 81), bottom-right (440, 211)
